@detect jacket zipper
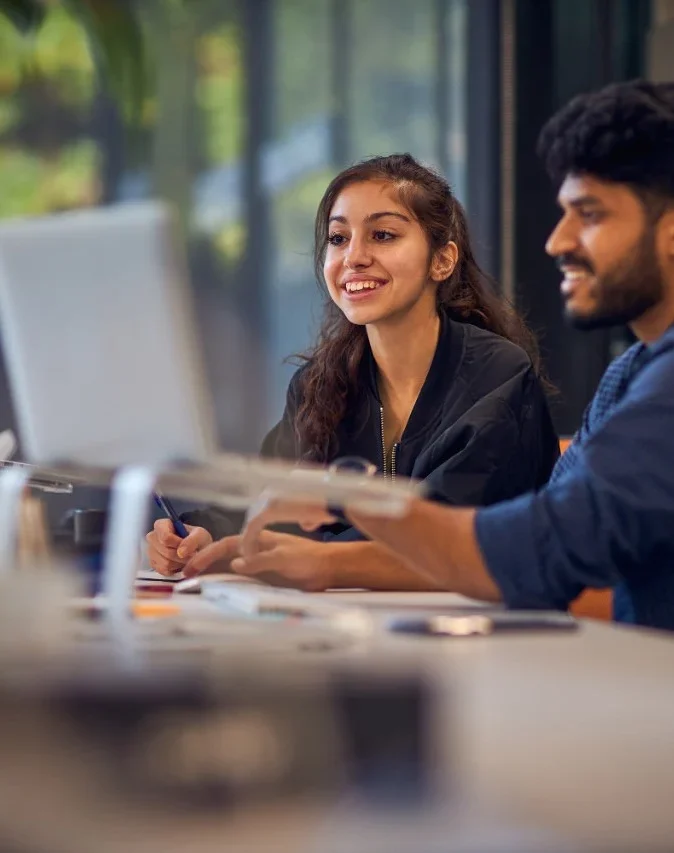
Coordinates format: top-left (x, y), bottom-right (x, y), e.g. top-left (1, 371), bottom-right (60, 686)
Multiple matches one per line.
top-left (379, 405), bottom-right (398, 481)
top-left (379, 406), bottom-right (388, 478)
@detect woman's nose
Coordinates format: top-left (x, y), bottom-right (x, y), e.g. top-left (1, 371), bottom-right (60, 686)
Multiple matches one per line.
top-left (344, 235), bottom-right (372, 268)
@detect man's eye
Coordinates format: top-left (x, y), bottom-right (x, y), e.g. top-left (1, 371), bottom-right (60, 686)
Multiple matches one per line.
top-left (580, 210), bottom-right (603, 224)
top-left (327, 233), bottom-right (347, 246)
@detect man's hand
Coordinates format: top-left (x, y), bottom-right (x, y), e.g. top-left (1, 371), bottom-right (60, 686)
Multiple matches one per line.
top-left (239, 491), bottom-right (500, 601)
top-left (231, 530), bottom-right (336, 591)
top-left (240, 491), bottom-right (337, 558)
top-left (145, 519), bottom-right (212, 576)
top-left (182, 534), bottom-right (242, 578)
top-left (182, 529), bottom-right (335, 591)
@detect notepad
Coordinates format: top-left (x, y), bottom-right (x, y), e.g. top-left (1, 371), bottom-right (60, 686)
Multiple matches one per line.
top-left (136, 568), bottom-right (184, 583)
top-left (174, 573), bottom-right (265, 594)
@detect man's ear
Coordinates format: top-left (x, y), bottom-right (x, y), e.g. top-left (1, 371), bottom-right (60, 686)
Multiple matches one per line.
top-left (430, 241), bottom-right (459, 281)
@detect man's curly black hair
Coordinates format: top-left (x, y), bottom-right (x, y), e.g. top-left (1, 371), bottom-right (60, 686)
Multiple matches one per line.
top-left (537, 79), bottom-right (674, 210)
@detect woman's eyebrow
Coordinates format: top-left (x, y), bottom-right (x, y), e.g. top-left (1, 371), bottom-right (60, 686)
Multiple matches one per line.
top-left (328, 210), bottom-right (411, 224)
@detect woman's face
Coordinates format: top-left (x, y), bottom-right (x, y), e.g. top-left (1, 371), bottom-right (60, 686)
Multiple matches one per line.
top-left (323, 180), bottom-right (445, 326)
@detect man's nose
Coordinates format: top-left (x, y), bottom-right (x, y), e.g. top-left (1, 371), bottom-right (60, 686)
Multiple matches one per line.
top-left (545, 215), bottom-right (579, 258)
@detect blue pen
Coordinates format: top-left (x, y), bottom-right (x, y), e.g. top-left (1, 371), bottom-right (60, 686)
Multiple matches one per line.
top-left (153, 492), bottom-right (189, 539)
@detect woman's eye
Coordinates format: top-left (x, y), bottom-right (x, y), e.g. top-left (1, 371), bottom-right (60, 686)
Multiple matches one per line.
top-left (327, 233), bottom-right (347, 246)
top-left (373, 230), bottom-right (395, 241)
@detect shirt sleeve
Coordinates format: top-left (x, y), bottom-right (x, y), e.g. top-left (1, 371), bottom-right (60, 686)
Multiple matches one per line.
top-left (475, 352), bottom-right (674, 610)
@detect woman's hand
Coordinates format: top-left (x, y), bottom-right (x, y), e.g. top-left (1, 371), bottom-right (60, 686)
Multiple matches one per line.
top-left (145, 519), bottom-right (212, 576)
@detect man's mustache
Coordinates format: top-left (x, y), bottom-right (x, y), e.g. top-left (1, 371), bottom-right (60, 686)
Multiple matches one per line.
top-left (556, 254), bottom-right (594, 274)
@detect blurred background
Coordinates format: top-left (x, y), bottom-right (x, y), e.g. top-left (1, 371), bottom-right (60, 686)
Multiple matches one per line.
top-left (0, 0), bottom-right (672, 455)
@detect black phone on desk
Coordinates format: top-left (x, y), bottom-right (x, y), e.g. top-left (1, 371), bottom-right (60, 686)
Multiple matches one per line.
top-left (388, 610), bottom-right (578, 637)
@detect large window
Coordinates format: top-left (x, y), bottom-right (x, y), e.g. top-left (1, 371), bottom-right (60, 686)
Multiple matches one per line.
top-left (0, 0), bottom-right (468, 450)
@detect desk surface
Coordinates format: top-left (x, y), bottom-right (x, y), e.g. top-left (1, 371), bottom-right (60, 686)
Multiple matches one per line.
top-left (189, 588), bottom-right (674, 851)
top-left (36, 583), bottom-right (674, 852)
top-left (430, 617), bottom-right (674, 850)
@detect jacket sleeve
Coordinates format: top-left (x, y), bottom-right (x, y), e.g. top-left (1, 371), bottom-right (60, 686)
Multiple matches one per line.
top-left (178, 370), bottom-right (304, 538)
top-left (259, 372), bottom-right (302, 461)
top-left (419, 366), bottom-right (559, 507)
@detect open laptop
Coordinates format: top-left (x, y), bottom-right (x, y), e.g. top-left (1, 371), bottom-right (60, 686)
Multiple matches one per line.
top-left (0, 201), bottom-right (421, 513)
top-left (0, 202), bottom-right (216, 468)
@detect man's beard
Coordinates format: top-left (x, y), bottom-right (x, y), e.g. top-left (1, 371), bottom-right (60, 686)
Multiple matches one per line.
top-left (564, 228), bottom-right (664, 331)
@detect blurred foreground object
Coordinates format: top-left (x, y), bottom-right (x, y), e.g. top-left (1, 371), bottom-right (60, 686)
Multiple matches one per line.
top-left (16, 492), bottom-right (51, 565)
top-left (0, 429), bottom-right (16, 461)
top-left (0, 636), bottom-right (441, 853)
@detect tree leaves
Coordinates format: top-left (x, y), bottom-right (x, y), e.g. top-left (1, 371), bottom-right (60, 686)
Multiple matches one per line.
top-left (0, 0), bottom-right (149, 123)
top-left (63, 0), bottom-right (148, 122)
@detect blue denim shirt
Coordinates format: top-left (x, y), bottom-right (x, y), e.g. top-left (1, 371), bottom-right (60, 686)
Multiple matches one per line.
top-left (476, 325), bottom-right (674, 630)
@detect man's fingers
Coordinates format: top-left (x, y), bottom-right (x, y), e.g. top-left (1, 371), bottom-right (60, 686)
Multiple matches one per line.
top-left (241, 494), bottom-right (336, 558)
top-left (182, 535), bottom-right (241, 577)
top-left (255, 530), bottom-right (294, 550)
top-left (299, 519), bottom-right (327, 532)
top-left (182, 531), bottom-right (287, 578)
top-left (230, 550), bottom-right (286, 577)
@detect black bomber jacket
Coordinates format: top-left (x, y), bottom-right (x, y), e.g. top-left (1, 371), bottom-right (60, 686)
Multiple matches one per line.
top-left (182, 314), bottom-right (560, 541)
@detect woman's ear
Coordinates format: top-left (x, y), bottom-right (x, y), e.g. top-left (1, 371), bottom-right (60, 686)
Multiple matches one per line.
top-left (430, 241), bottom-right (459, 281)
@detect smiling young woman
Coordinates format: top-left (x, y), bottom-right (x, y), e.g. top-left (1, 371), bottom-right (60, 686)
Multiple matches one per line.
top-left (146, 154), bottom-right (560, 589)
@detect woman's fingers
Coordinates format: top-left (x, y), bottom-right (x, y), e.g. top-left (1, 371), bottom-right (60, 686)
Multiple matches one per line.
top-left (146, 520), bottom-right (212, 576)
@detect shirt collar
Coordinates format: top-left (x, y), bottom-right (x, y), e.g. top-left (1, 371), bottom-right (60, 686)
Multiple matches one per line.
top-left (645, 322), bottom-right (674, 357)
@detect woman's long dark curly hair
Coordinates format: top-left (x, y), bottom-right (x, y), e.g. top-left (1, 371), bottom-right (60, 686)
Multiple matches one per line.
top-left (294, 153), bottom-right (543, 462)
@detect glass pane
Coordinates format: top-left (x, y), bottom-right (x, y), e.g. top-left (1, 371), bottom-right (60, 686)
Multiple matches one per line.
top-left (350, 0), bottom-right (438, 164)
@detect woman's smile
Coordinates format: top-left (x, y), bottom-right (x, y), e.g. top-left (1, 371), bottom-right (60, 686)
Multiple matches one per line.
top-left (341, 275), bottom-right (389, 300)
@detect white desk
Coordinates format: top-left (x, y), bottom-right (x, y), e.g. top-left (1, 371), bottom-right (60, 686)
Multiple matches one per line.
top-left (12, 580), bottom-right (672, 852)
top-left (169, 586), bottom-right (674, 849)
top-left (289, 591), bottom-right (674, 851)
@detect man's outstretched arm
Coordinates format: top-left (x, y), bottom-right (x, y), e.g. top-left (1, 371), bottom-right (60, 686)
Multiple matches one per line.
top-left (345, 500), bottom-right (502, 602)
top-left (239, 493), bottom-right (502, 602)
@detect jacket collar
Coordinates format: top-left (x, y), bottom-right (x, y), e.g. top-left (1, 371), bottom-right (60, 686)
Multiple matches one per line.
top-left (360, 310), bottom-right (465, 442)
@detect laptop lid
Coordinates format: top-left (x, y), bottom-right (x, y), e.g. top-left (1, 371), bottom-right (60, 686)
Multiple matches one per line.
top-left (0, 202), bottom-right (217, 468)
